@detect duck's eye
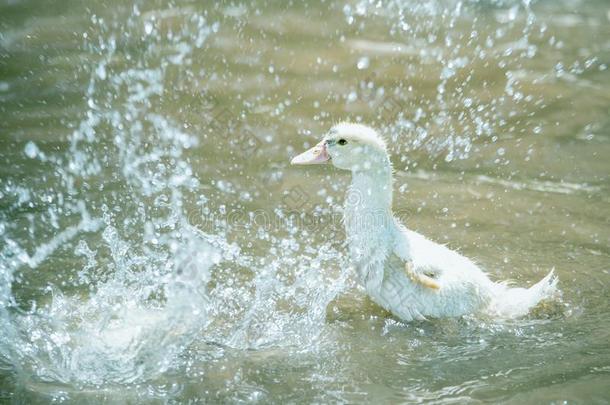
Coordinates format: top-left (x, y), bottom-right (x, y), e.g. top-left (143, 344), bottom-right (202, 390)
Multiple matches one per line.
top-left (338, 139), bottom-right (348, 146)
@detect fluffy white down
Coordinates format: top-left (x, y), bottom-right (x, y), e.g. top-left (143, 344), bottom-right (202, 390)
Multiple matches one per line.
top-left (361, 222), bottom-right (558, 321)
top-left (294, 122), bottom-right (558, 321)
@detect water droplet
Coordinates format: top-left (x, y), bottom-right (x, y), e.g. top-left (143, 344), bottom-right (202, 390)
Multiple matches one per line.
top-left (144, 21), bottom-right (153, 35)
top-left (507, 5), bottom-right (519, 21)
top-left (24, 141), bottom-right (39, 159)
top-left (96, 64), bottom-right (106, 80)
top-left (357, 56), bottom-right (370, 70)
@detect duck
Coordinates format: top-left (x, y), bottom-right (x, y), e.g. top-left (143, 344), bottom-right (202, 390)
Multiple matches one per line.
top-left (291, 122), bottom-right (558, 321)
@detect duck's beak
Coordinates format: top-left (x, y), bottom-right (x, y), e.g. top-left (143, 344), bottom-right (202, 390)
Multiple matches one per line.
top-left (290, 140), bottom-right (330, 165)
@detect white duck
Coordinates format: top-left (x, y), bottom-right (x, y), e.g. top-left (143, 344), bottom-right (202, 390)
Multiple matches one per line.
top-left (291, 122), bottom-right (558, 321)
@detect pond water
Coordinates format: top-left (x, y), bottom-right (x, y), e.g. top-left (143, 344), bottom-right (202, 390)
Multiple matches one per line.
top-left (1, 0), bottom-right (609, 402)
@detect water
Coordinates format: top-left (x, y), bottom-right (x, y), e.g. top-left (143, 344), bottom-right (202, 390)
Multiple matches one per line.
top-left (1, 0), bottom-right (609, 402)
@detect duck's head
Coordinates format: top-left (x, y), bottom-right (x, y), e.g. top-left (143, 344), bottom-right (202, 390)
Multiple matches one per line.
top-left (291, 123), bottom-right (390, 173)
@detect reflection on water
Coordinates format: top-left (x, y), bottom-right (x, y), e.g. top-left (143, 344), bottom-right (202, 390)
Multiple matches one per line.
top-left (1, 0), bottom-right (609, 402)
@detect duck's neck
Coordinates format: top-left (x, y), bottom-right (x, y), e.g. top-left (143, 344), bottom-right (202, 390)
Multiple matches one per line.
top-left (343, 166), bottom-right (395, 263)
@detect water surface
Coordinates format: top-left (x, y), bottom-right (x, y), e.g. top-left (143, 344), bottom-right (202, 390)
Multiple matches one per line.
top-left (1, 0), bottom-right (609, 402)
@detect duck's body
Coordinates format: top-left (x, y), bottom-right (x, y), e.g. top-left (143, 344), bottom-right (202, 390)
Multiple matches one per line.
top-left (292, 123), bottom-right (558, 321)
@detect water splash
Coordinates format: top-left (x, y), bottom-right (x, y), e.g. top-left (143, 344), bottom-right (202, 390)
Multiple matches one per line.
top-left (0, 5), bottom-right (219, 387)
top-left (346, 0), bottom-right (550, 163)
top-left (0, 4), bottom-right (350, 392)
top-left (1, 0), bottom-right (599, 400)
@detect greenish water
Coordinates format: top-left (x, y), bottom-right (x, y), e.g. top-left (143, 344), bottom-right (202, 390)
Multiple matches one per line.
top-left (1, 0), bottom-right (609, 403)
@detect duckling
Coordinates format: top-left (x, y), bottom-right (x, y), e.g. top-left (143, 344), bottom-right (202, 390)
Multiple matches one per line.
top-left (291, 122), bottom-right (558, 321)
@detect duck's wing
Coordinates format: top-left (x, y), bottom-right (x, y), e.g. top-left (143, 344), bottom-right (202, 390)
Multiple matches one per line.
top-left (386, 251), bottom-right (440, 291)
top-left (390, 225), bottom-right (441, 291)
top-left (404, 261), bottom-right (440, 290)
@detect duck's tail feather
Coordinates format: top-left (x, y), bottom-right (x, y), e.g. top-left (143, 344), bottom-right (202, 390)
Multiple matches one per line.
top-left (490, 269), bottom-right (559, 318)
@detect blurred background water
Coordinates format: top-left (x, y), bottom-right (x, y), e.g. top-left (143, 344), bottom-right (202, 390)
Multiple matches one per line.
top-left (0, 0), bottom-right (609, 402)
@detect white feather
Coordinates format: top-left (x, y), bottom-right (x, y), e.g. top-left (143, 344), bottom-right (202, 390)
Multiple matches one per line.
top-left (323, 123), bottom-right (559, 321)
